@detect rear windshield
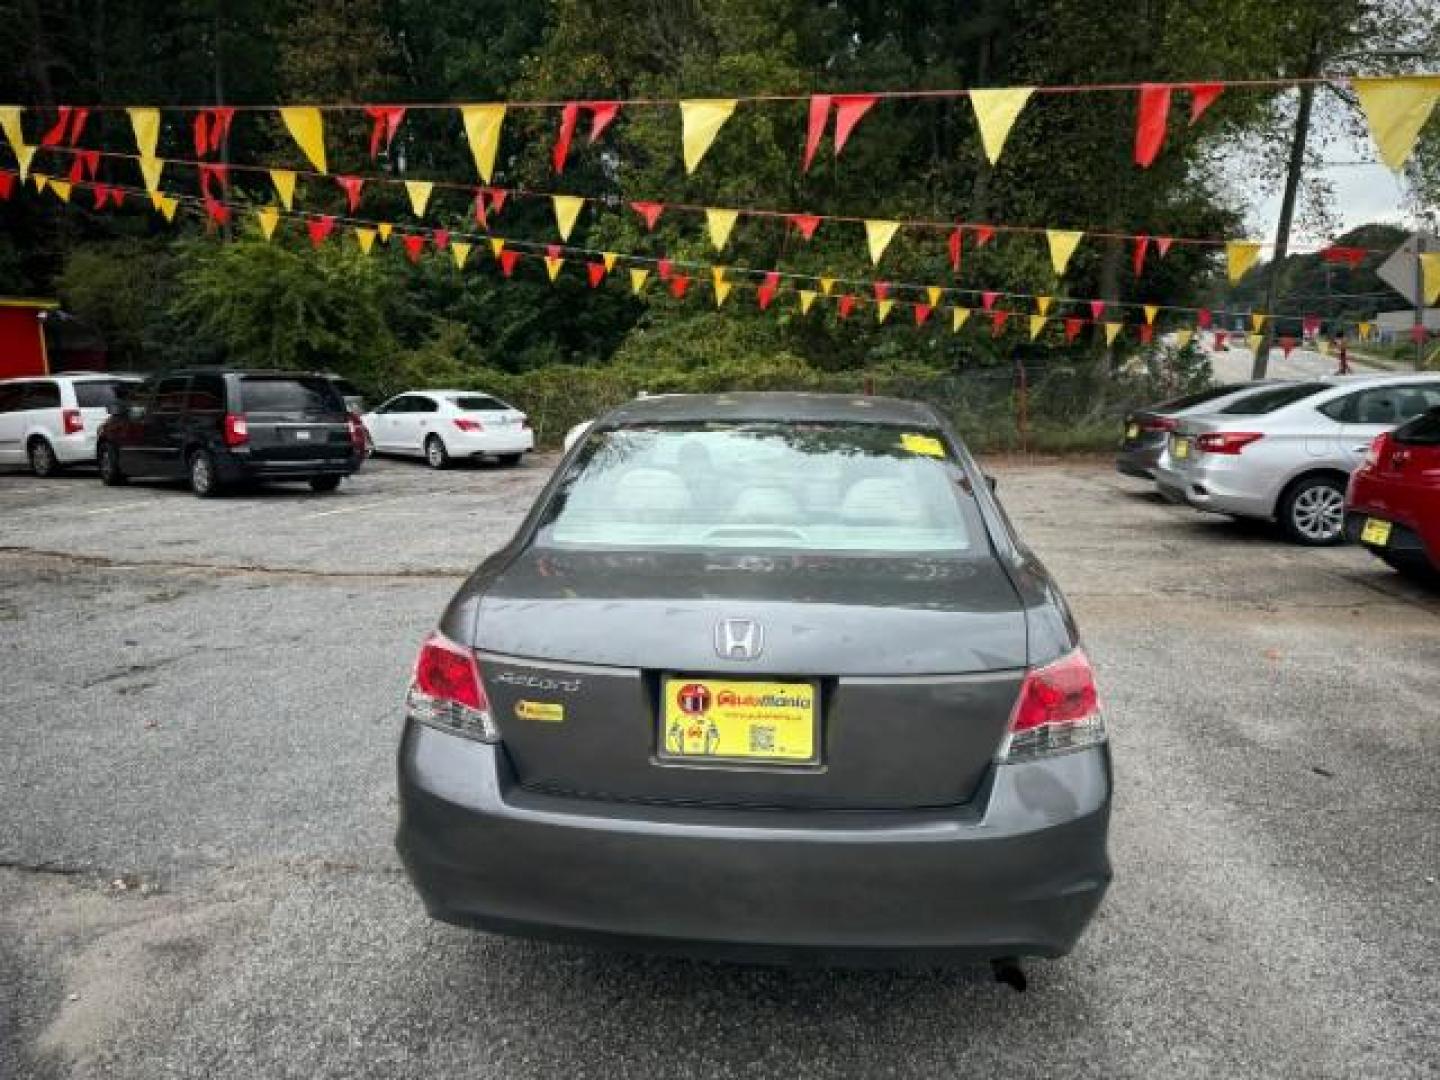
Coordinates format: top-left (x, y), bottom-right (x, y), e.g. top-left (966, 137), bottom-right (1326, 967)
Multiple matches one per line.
top-left (1395, 408), bottom-right (1440, 445)
top-left (239, 376), bottom-right (343, 414)
top-left (1156, 384), bottom-right (1245, 411)
top-left (452, 395), bottom-right (507, 411)
top-left (1218, 383), bottom-right (1326, 415)
top-left (538, 422), bottom-right (979, 554)
top-left (73, 380), bottom-right (136, 409)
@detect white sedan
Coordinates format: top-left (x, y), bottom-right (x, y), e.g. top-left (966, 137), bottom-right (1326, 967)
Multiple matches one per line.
top-left (362, 390), bottom-right (533, 468)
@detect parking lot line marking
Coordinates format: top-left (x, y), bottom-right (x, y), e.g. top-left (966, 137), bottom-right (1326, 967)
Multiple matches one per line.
top-left (307, 496), bottom-right (429, 518)
top-left (82, 503), bottom-right (153, 515)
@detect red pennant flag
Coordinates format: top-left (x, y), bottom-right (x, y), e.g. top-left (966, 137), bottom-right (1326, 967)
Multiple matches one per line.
top-left (981, 290), bottom-right (999, 311)
top-left (1132, 234), bottom-right (1150, 276)
top-left (832, 94), bottom-right (877, 157)
top-left (432, 228), bottom-right (450, 251)
top-left (1280, 335), bottom-right (1296, 356)
top-left (498, 250), bottom-right (521, 277)
top-left (1320, 245), bottom-right (1366, 268)
top-left (789, 214), bottom-right (821, 240)
top-left (365, 106), bottom-right (406, 158)
top-left (914, 304), bottom-right (933, 326)
top-left (1197, 308), bottom-right (1212, 329)
top-left (631, 201), bottom-right (664, 231)
top-left (1411, 325), bottom-right (1429, 344)
top-left (192, 108), bottom-right (234, 157)
top-left (546, 243), bottom-right (563, 261)
top-left (973, 225), bottom-right (995, 248)
top-left (1302, 314), bottom-right (1321, 337)
top-left (81, 149), bottom-right (100, 177)
top-left (192, 112), bottom-right (210, 156)
top-left (587, 101), bottom-right (621, 143)
top-left (472, 190), bottom-right (489, 228)
top-left (757, 270), bottom-right (780, 310)
top-left (91, 183), bottom-right (110, 209)
top-left (553, 102), bottom-right (579, 174)
top-left (1064, 317), bottom-right (1083, 343)
top-left (70, 106), bottom-right (90, 145)
top-left (1139, 324), bottom-right (1155, 344)
top-left (109, 189), bottom-right (125, 208)
top-left (948, 228), bottom-right (962, 272)
top-left (41, 107), bottom-right (72, 147)
top-left (837, 294), bottom-right (856, 320)
top-left (307, 216), bottom-right (335, 248)
top-left (335, 175), bottom-right (364, 212)
top-left (990, 310), bottom-right (1009, 336)
top-left (484, 187), bottom-right (508, 215)
top-left (586, 261), bottom-right (607, 288)
top-left (669, 273), bottom-right (691, 299)
top-left (874, 281), bottom-right (890, 302)
top-left (199, 163), bottom-right (229, 211)
top-left (1213, 330), bottom-right (1227, 350)
top-left (67, 156), bottom-right (85, 183)
top-left (0, 172), bottom-right (14, 200)
top-left (1187, 83), bottom-right (1223, 125)
top-left (402, 234), bottom-right (426, 263)
top-left (1134, 84), bottom-right (1171, 167)
top-left (204, 199), bottom-right (231, 226)
top-left (803, 94), bottom-right (831, 173)
top-left (1089, 300), bottom-right (1106, 321)
top-left (1155, 236), bottom-right (1173, 258)
top-left (657, 257), bottom-right (673, 281)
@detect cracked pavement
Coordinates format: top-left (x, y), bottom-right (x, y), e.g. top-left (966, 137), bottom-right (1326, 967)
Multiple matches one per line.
top-left (1, 454), bottom-right (1438, 1079)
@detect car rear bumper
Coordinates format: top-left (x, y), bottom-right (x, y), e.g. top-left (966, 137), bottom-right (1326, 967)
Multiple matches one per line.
top-left (1114, 445), bottom-right (1162, 480)
top-left (448, 429), bottom-right (534, 457)
top-left (1345, 510), bottom-right (1437, 567)
top-left (214, 449), bottom-right (361, 481)
top-left (1154, 461), bottom-right (1273, 520)
top-left (395, 723), bottom-right (1112, 964)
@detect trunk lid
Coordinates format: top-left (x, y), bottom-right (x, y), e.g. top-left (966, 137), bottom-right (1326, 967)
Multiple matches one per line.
top-left (473, 548), bottom-right (1028, 809)
top-left (238, 376), bottom-right (353, 463)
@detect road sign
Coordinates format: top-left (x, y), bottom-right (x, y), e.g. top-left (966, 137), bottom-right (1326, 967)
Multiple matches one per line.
top-left (1377, 232), bottom-right (1439, 306)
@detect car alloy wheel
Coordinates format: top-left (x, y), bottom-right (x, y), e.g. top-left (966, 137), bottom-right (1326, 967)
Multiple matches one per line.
top-left (425, 436), bottom-right (449, 469)
top-left (1287, 479), bottom-right (1345, 545)
top-left (189, 451), bottom-right (218, 497)
top-left (28, 439), bottom-right (57, 477)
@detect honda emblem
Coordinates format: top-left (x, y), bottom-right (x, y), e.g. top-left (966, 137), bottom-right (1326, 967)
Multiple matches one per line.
top-left (715, 618), bottom-right (764, 660)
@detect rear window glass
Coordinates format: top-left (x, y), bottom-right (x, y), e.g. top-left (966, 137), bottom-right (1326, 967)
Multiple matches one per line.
top-left (452, 395), bottom-right (507, 411)
top-left (1157, 384), bottom-right (1244, 411)
top-left (22, 382), bottom-right (61, 409)
top-left (73, 380), bottom-right (136, 409)
top-left (1395, 408), bottom-right (1440, 445)
top-left (1218, 383), bottom-right (1325, 415)
top-left (539, 422), bottom-right (978, 554)
top-left (239, 377), bottom-right (342, 414)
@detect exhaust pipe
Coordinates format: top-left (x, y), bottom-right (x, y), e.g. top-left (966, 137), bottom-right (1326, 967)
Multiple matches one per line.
top-left (991, 957), bottom-right (1027, 993)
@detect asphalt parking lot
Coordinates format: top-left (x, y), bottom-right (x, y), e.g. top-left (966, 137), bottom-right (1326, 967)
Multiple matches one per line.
top-left (2, 453), bottom-right (1437, 1080)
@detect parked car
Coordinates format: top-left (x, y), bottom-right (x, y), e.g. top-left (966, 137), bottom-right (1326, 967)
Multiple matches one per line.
top-left (395, 392), bottom-right (1111, 969)
top-left (0, 372), bottom-right (144, 476)
top-left (1116, 381), bottom-right (1293, 480)
top-left (1153, 374), bottom-right (1440, 545)
top-left (1346, 406), bottom-right (1440, 581)
top-left (361, 390), bottom-right (532, 468)
top-left (96, 368), bottom-right (364, 497)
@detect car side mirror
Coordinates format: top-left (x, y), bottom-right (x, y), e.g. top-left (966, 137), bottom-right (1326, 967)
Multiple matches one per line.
top-left (985, 474), bottom-right (998, 492)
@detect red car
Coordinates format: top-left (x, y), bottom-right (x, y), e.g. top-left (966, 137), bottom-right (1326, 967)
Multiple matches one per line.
top-left (1346, 406), bottom-right (1440, 581)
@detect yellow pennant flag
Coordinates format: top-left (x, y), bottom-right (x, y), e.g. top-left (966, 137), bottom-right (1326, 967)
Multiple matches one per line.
top-left (279, 106), bottom-right (326, 173)
top-left (927, 286), bottom-right (943, 307)
top-left (952, 307), bottom-right (971, 332)
top-left (12, 144), bottom-right (35, 182)
top-left (258, 207), bottom-right (280, 241)
top-left (1029, 315), bottom-right (1047, 341)
top-left (876, 299), bottom-right (894, 324)
top-left (460, 104), bottom-right (506, 183)
top-left (49, 178), bottom-right (71, 202)
top-left (968, 87), bottom-right (1034, 165)
top-left (629, 267), bottom-right (650, 295)
top-left (1174, 328), bottom-right (1194, 349)
top-left (489, 236), bottom-right (505, 258)
top-left (680, 99), bottom-right (737, 173)
top-left (1104, 321), bottom-right (1122, 346)
top-left (1318, 337), bottom-right (1332, 357)
top-left (1046, 229), bottom-right (1083, 275)
top-left (712, 265), bottom-right (728, 288)
top-left (33, 173), bottom-right (48, 193)
top-left (864, 220), bottom-right (901, 265)
top-left (152, 193), bottom-right (179, 222)
top-left (545, 255), bottom-right (564, 282)
top-left (706, 208), bottom-right (739, 250)
top-left (819, 276), bottom-right (836, 296)
top-left (270, 168), bottom-right (296, 210)
top-left (714, 280), bottom-right (732, 307)
top-left (139, 156), bottom-right (165, 196)
top-left (451, 241), bottom-right (473, 269)
top-left (405, 180), bottom-right (434, 217)
top-left (1036, 295), bottom-right (1053, 316)
top-left (354, 225), bottom-right (376, 253)
top-left (0, 106), bottom-right (23, 151)
top-left (1352, 76), bottom-right (1440, 171)
top-left (1227, 241), bottom-right (1261, 283)
top-left (127, 107), bottom-right (160, 158)
top-left (1421, 251), bottom-right (1440, 304)
top-left (1358, 321), bottom-right (1373, 341)
top-left (378, 222), bottom-right (393, 242)
top-left (552, 195), bottom-right (585, 240)
top-left (1144, 304), bottom-right (1159, 325)
top-left (1248, 332), bottom-right (1265, 355)
top-left (602, 251), bottom-right (618, 273)
top-left (799, 289), bottom-right (817, 314)
top-left (1250, 311), bottom-right (1267, 332)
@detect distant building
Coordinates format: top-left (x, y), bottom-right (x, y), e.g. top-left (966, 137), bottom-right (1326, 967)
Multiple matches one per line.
top-left (1374, 309), bottom-right (1440, 342)
top-left (0, 298), bottom-right (108, 378)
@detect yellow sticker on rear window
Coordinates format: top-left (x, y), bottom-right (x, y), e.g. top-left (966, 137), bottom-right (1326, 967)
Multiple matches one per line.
top-left (515, 700), bottom-right (565, 723)
top-left (900, 433), bottom-right (946, 457)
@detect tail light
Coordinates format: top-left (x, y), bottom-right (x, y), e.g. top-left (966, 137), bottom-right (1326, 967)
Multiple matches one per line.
top-left (999, 648), bottom-right (1105, 762)
top-left (453, 418), bottom-right (485, 432)
top-left (1362, 433), bottom-right (1388, 469)
top-left (62, 408), bottom-right (83, 434)
top-left (1197, 431), bottom-right (1263, 455)
top-left (406, 632), bottom-right (499, 743)
top-left (223, 413), bottom-right (249, 447)
top-left (1141, 416), bottom-right (1178, 432)
top-left (347, 414), bottom-right (366, 450)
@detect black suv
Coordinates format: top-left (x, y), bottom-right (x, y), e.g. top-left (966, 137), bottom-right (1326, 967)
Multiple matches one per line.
top-left (96, 369), bottom-right (364, 496)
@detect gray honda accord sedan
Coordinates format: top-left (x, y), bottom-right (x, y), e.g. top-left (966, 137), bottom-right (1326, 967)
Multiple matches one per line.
top-left (396, 392), bottom-right (1112, 967)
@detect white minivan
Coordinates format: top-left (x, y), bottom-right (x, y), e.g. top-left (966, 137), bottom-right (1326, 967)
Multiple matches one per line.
top-left (0, 373), bottom-right (144, 475)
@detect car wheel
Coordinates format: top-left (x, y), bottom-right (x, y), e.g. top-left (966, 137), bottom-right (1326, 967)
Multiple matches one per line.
top-left (424, 435), bottom-right (450, 470)
top-left (497, 452), bottom-right (523, 467)
top-left (309, 475), bottom-right (342, 493)
top-left (27, 437), bottom-right (60, 478)
top-left (1280, 475), bottom-right (1346, 546)
top-left (188, 449), bottom-right (222, 498)
top-left (97, 442), bottom-right (127, 486)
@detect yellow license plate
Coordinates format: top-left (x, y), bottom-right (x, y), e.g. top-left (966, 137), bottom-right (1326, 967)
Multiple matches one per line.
top-left (1361, 518), bottom-right (1392, 546)
top-left (1172, 437), bottom-right (1191, 460)
top-left (1125, 423), bottom-right (1141, 440)
top-left (661, 677), bottom-right (817, 764)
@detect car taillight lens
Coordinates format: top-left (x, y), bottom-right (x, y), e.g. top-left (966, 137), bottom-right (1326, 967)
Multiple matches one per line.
top-left (223, 413), bottom-right (249, 447)
top-left (999, 648), bottom-right (1106, 762)
top-left (1362, 433), bottom-right (1388, 468)
top-left (453, 418), bottom-right (484, 432)
top-left (1142, 416), bottom-right (1178, 432)
top-left (347, 414), bottom-right (365, 449)
top-left (406, 632), bottom-right (499, 742)
top-left (62, 408), bottom-right (83, 434)
top-left (1197, 431), bottom-right (1263, 455)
